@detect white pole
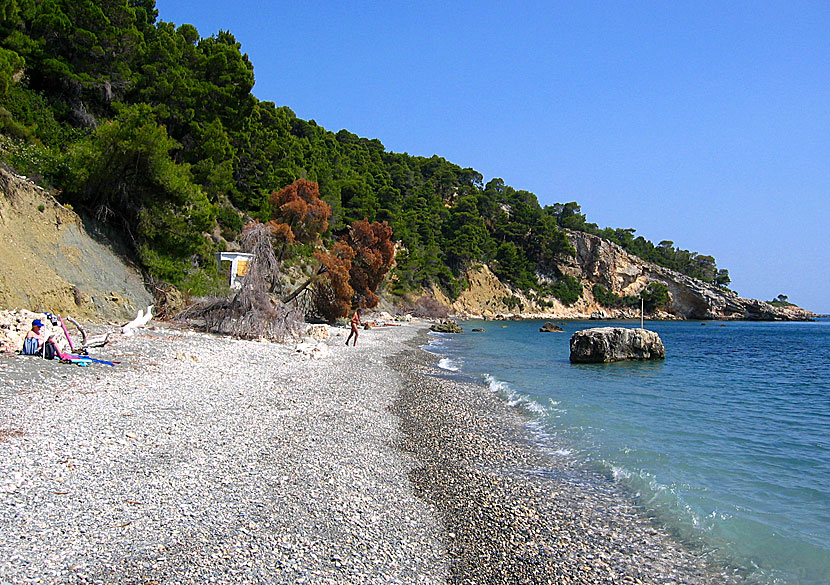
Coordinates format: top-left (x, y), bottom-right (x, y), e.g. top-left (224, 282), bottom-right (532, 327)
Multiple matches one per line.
top-left (230, 257), bottom-right (238, 288)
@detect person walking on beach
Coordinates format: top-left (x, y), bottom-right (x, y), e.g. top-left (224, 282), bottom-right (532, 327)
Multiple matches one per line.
top-left (346, 308), bottom-right (361, 346)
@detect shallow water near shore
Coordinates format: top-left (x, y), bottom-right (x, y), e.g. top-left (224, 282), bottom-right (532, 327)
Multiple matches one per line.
top-left (425, 319), bottom-right (830, 585)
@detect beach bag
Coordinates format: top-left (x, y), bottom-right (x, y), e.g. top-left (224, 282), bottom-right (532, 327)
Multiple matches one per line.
top-left (21, 337), bottom-right (40, 355)
top-left (42, 339), bottom-right (59, 360)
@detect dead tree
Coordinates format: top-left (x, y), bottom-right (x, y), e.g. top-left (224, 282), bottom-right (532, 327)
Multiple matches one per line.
top-left (178, 222), bottom-right (303, 341)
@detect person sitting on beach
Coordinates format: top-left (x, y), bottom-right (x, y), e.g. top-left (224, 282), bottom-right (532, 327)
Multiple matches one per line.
top-left (21, 319), bottom-right (46, 355)
top-left (346, 308), bottom-right (361, 346)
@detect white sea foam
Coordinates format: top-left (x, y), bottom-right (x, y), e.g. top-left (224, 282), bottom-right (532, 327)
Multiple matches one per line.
top-left (610, 464), bottom-right (632, 481)
top-left (437, 357), bottom-right (459, 371)
top-left (553, 448), bottom-right (573, 456)
top-left (421, 336), bottom-right (447, 355)
top-left (523, 399), bottom-right (549, 417)
top-left (484, 374), bottom-right (548, 417)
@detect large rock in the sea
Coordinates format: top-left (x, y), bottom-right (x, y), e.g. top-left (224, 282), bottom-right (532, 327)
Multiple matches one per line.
top-left (430, 320), bottom-right (463, 334)
top-left (569, 327), bottom-right (665, 363)
top-left (539, 322), bottom-right (563, 332)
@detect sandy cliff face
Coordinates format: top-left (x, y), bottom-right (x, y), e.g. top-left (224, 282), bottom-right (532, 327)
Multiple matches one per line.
top-left (448, 230), bottom-right (814, 321)
top-left (0, 168), bottom-right (153, 321)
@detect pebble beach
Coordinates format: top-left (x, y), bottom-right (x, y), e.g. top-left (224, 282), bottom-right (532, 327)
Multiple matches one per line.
top-left (0, 321), bottom-right (738, 584)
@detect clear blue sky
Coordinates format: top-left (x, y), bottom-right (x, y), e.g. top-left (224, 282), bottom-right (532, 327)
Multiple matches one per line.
top-left (154, 1), bottom-right (830, 313)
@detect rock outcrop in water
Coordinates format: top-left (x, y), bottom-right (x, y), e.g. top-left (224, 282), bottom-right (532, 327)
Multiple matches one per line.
top-left (430, 320), bottom-right (463, 334)
top-left (569, 327), bottom-right (666, 363)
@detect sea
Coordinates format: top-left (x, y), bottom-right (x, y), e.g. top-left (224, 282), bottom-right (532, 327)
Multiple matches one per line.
top-left (425, 318), bottom-right (830, 585)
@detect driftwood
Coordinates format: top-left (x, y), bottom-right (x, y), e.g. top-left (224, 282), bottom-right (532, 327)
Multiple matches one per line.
top-left (83, 333), bottom-right (111, 348)
top-left (122, 305), bottom-right (154, 336)
top-left (65, 316), bottom-right (87, 345)
top-left (65, 316), bottom-right (111, 349)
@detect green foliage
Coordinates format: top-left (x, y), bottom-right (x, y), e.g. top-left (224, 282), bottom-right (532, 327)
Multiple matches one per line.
top-left (592, 284), bottom-right (639, 308)
top-left (216, 204), bottom-right (242, 240)
top-left (63, 103), bottom-right (214, 286)
top-left (0, 1), bottom-right (730, 300)
top-left (769, 294), bottom-right (794, 308)
top-left (593, 282), bottom-right (669, 312)
top-left (0, 133), bottom-right (62, 181)
top-left (643, 282), bottom-right (670, 312)
top-left (546, 274), bottom-right (582, 306)
top-left (0, 45), bottom-right (23, 93)
top-left (502, 295), bottom-right (522, 311)
top-left (0, 84), bottom-right (71, 147)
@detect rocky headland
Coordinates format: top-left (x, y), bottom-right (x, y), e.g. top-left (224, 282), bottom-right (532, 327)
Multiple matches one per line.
top-left (436, 231), bottom-right (815, 322)
top-left (0, 165), bottom-right (814, 324)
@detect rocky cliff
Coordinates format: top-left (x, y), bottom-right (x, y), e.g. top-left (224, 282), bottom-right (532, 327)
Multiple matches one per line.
top-left (448, 230), bottom-right (814, 321)
top-left (0, 167), bottom-right (153, 321)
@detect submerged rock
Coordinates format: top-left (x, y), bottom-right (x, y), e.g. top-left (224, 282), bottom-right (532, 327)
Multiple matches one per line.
top-left (539, 322), bottom-right (564, 332)
top-left (430, 320), bottom-right (463, 334)
top-left (569, 327), bottom-right (665, 363)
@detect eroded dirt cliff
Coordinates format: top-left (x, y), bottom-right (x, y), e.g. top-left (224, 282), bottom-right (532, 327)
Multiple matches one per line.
top-left (0, 168), bottom-right (153, 321)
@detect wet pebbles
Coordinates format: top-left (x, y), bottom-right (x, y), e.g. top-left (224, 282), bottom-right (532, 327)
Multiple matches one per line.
top-left (390, 334), bottom-right (744, 585)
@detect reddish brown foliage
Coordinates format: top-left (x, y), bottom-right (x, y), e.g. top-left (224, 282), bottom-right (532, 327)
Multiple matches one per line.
top-left (267, 179), bottom-right (331, 245)
top-left (308, 220), bottom-right (395, 321)
top-left (313, 241), bottom-right (356, 320)
top-left (345, 220), bottom-right (395, 308)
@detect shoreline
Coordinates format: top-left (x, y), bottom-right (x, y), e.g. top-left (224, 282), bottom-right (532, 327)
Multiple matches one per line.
top-left (0, 320), bottom-right (743, 583)
top-left (393, 328), bottom-right (743, 584)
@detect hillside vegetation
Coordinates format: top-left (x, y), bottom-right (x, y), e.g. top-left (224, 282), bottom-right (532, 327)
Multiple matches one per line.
top-left (0, 0), bottom-right (731, 307)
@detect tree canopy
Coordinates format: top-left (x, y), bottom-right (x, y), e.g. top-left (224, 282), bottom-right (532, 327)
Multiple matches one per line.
top-left (0, 0), bottom-right (731, 302)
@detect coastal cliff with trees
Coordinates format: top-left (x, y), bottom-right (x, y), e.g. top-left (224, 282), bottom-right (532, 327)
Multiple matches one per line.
top-left (0, 1), bottom-right (814, 321)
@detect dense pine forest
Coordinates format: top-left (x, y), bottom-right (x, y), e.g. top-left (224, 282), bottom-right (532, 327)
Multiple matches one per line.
top-left (0, 0), bottom-right (730, 305)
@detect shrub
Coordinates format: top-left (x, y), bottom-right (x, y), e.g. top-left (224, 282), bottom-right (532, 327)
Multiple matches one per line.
top-left (643, 282), bottom-right (670, 311)
top-left (593, 284), bottom-right (638, 308)
top-left (412, 296), bottom-right (449, 319)
top-left (216, 205), bottom-right (243, 240)
top-left (548, 274), bottom-right (582, 306)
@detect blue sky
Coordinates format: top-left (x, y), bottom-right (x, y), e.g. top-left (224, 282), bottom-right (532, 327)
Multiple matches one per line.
top-left (154, 1), bottom-right (830, 312)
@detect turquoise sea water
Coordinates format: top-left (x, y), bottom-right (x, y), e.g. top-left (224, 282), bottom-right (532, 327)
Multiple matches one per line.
top-left (426, 319), bottom-right (830, 585)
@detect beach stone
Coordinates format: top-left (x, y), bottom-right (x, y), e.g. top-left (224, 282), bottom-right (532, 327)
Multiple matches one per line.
top-left (430, 320), bottom-right (462, 334)
top-left (539, 322), bottom-right (564, 332)
top-left (305, 324), bottom-right (329, 340)
top-left (569, 327), bottom-right (665, 363)
top-left (295, 340), bottom-right (329, 359)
